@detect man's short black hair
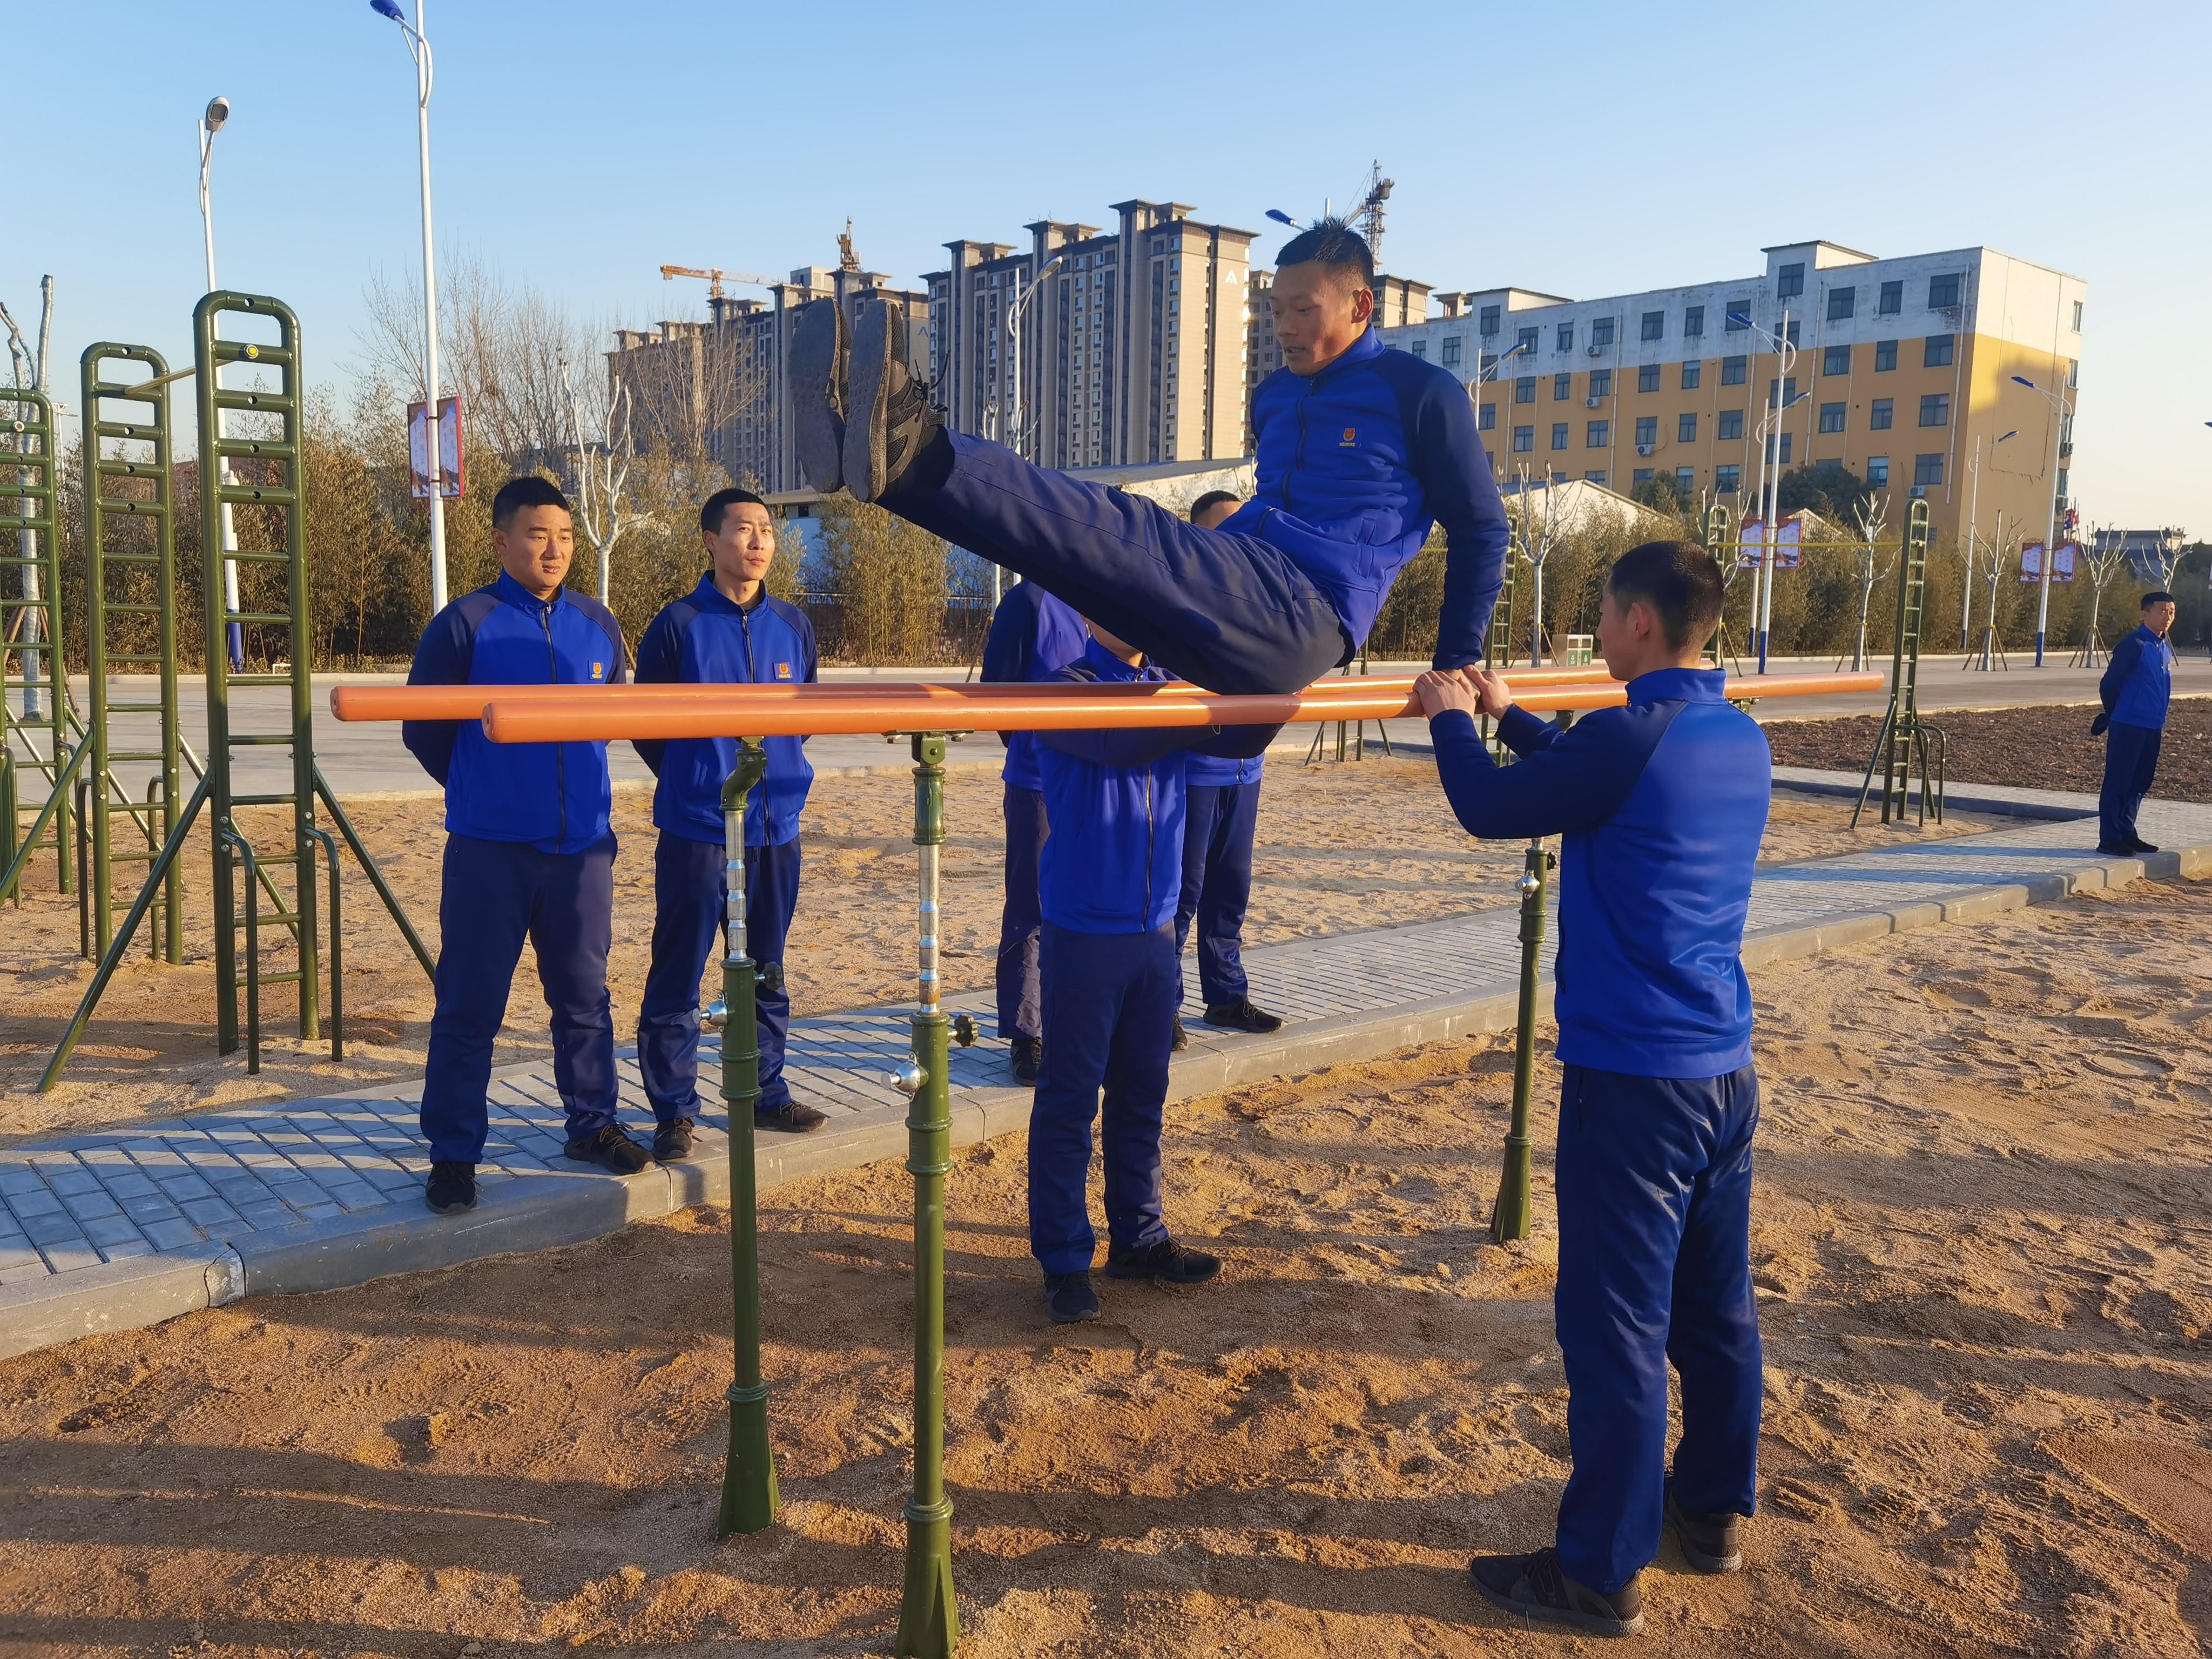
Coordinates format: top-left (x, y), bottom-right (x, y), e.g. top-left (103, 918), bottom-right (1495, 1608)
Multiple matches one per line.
top-left (1607, 540), bottom-right (1727, 653)
top-left (701, 486), bottom-right (769, 537)
top-left (1189, 490), bottom-right (1242, 521)
top-left (1275, 216), bottom-right (1375, 289)
top-left (2143, 590), bottom-right (2176, 608)
top-left (491, 475), bottom-right (571, 530)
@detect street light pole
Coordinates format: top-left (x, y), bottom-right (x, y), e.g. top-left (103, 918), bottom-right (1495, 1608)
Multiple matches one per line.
top-left (1725, 307), bottom-right (1796, 673)
top-left (995, 251), bottom-right (1063, 611)
top-left (2011, 374), bottom-right (2074, 667)
top-left (372, 0), bottom-right (449, 614)
top-left (198, 96), bottom-right (245, 672)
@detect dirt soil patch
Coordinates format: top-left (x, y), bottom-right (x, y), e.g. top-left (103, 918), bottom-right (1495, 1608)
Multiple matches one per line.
top-left (1764, 695), bottom-right (2212, 800)
top-left (0, 761), bottom-right (2001, 1144)
top-left (4, 875), bottom-right (2211, 1656)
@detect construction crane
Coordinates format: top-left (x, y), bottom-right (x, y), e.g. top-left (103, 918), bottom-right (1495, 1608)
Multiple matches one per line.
top-left (659, 265), bottom-right (776, 299)
top-left (1351, 161), bottom-right (1394, 262)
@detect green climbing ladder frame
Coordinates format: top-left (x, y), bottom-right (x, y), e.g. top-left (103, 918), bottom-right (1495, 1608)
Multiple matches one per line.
top-left (1, 387), bottom-right (67, 900)
top-left (1853, 499), bottom-right (1945, 827)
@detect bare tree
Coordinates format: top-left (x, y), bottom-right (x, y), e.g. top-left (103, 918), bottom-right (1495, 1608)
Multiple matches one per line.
top-left (2, 275), bottom-right (56, 718)
top-left (2072, 516), bottom-right (2129, 668)
top-left (562, 356), bottom-right (652, 606)
top-left (1507, 468), bottom-right (1561, 667)
top-left (1841, 495), bottom-right (1894, 672)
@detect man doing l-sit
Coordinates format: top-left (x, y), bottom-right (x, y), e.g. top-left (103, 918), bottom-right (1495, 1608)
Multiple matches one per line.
top-left (1415, 542), bottom-right (1770, 1639)
top-left (786, 220), bottom-right (1509, 696)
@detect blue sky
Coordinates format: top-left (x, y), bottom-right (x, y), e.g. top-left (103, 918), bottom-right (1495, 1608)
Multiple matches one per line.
top-left (10, 0), bottom-right (2206, 533)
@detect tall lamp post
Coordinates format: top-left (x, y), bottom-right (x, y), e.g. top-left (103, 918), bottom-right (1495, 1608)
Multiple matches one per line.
top-left (369, 0), bottom-right (449, 614)
top-left (1728, 308), bottom-right (1797, 672)
top-left (2011, 372), bottom-right (2075, 666)
top-left (992, 251), bottom-right (1064, 609)
top-left (197, 96), bottom-right (246, 672)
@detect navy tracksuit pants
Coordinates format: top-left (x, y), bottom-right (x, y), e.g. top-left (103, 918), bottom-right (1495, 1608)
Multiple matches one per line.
top-left (420, 832), bottom-right (618, 1164)
top-left (2099, 721), bottom-right (2162, 849)
top-left (1027, 921), bottom-right (1178, 1275)
top-left (1175, 779), bottom-right (1259, 1007)
top-left (1554, 1062), bottom-right (1764, 1596)
top-left (995, 783), bottom-right (1048, 1044)
top-left (887, 431), bottom-right (1348, 696)
top-left (637, 830), bottom-right (801, 1121)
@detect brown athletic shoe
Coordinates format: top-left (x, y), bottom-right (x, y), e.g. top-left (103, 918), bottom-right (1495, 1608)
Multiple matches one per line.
top-left (790, 298), bottom-right (847, 492)
top-left (845, 300), bottom-right (943, 502)
top-left (1468, 1547), bottom-right (1643, 1638)
top-left (756, 1101), bottom-right (830, 1134)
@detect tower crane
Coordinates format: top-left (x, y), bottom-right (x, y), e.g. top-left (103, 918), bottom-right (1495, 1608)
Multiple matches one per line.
top-left (658, 265), bottom-right (776, 299)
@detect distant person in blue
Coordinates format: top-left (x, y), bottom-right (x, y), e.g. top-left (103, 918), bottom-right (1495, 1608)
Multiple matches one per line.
top-left (402, 477), bottom-right (635, 1216)
top-left (1172, 490), bottom-right (1282, 1050)
top-left (1028, 622), bottom-right (1278, 1326)
top-left (979, 575), bottom-right (1089, 1084)
top-left (1415, 541), bottom-right (1772, 1640)
top-left (632, 488), bottom-right (828, 1146)
top-left (2093, 590), bottom-right (2177, 857)
top-left (785, 218), bottom-right (1509, 697)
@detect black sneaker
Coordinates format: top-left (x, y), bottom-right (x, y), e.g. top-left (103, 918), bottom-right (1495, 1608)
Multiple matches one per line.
top-left (1010, 1037), bottom-right (1043, 1085)
top-left (1044, 1272), bottom-right (1100, 1324)
top-left (790, 298), bottom-right (847, 492)
top-left (2132, 838), bottom-right (2160, 854)
top-left (1170, 1015), bottom-right (1189, 1052)
top-left (756, 1101), bottom-right (830, 1134)
top-left (1203, 997), bottom-right (1283, 1035)
top-left (425, 1161), bottom-right (476, 1215)
top-left (2096, 842), bottom-right (2137, 857)
top-left (563, 1124), bottom-right (652, 1175)
top-left (1664, 1482), bottom-right (1744, 1574)
top-left (653, 1118), bottom-right (696, 1164)
top-left (846, 300), bottom-right (943, 502)
top-left (1468, 1547), bottom-right (1643, 1638)
top-left (1104, 1237), bottom-right (1220, 1285)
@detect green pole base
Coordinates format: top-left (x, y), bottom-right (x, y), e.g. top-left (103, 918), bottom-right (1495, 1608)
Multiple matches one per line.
top-left (894, 1497), bottom-right (958, 1658)
top-left (1489, 1131), bottom-right (1533, 1245)
top-left (715, 1380), bottom-right (780, 1536)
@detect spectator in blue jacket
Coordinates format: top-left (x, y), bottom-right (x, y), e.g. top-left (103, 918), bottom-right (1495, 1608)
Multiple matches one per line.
top-left (2093, 590), bottom-right (2177, 856)
top-left (1416, 542), bottom-right (1771, 1640)
top-left (979, 575), bottom-right (1089, 1084)
top-left (788, 218), bottom-right (1508, 697)
top-left (402, 477), bottom-right (635, 1214)
top-left (632, 488), bottom-right (828, 1145)
top-left (1029, 624), bottom-right (1278, 1326)
top-left (1174, 490), bottom-right (1283, 1050)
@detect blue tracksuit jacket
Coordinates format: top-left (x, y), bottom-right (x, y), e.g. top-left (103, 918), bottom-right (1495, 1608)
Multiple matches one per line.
top-left (632, 577), bottom-right (817, 847)
top-left (980, 578), bottom-right (1090, 791)
top-left (402, 570), bottom-right (626, 855)
top-left (2099, 623), bottom-right (2174, 731)
top-left (1226, 326), bottom-right (1511, 667)
top-left (1431, 668), bottom-right (1771, 1076)
top-left (1186, 752), bottom-right (1263, 788)
top-left (1036, 639), bottom-right (1275, 934)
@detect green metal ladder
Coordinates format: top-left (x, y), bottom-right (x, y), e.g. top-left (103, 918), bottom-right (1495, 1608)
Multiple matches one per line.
top-left (1, 387), bottom-right (68, 901)
top-left (1853, 498), bottom-right (1944, 826)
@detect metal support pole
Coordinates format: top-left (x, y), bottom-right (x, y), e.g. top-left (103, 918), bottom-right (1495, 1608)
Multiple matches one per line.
top-left (894, 730), bottom-right (957, 1659)
top-left (716, 740), bottom-right (780, 1538)
top-left (1491, 840), bottom-right (1551, 1244)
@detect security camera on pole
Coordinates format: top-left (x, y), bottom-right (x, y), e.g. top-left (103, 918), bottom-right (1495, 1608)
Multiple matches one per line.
top-left (198, 95), bottom-right (245, 673)
top-left (369, 0), bottom-right (450, 614)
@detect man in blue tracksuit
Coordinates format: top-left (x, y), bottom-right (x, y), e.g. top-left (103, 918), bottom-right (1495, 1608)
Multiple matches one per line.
top-left (1417, 541), bottom-right (1772, 1640)
top-left (787, 218), bottom-right (1509, 696)
top-left (633, 488), bottom-right (828, 1146)
top-left (980, 575), bottom-right (1090, 1084)
top-left (2093, 590), bottom-right (2177, 857)
top-left (402, 476), bottom-right (637, 1215)
top-left (1028, 625), bottom-right (1278, 1326)
top-left (1174, 490), bottom-right (1283, 1048)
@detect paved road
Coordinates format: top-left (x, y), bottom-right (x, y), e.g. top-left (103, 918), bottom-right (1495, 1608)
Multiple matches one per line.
top-left (11, 654), bottom-right (2206, 798)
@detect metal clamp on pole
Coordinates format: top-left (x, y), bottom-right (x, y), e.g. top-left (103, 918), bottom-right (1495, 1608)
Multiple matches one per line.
top-left (896, 729), bottom-right (957, 1659)
top-left (716, 738), bottom-right (779, 1539)
top-left (1491, 839), bottom-right (1554, 1244)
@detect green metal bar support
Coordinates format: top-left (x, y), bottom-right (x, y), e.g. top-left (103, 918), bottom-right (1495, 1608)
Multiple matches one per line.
top-left (895, 730), bottom-right (957, 1659)
top-left (716, 740), bottom-right (780, 1537)
top-left (1852, 500), bottom-right (1937, 828)
top-left (313, 767), bottom-right (436, 984)
top-left (1491, 840), bottom-right (1553, 1245)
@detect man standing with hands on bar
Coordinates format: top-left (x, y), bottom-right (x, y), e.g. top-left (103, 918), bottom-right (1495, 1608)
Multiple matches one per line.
top-left (402, 477), bottom-right (637, 1216)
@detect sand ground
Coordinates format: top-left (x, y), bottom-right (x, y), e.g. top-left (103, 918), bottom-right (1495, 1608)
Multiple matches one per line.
top-left (2, 874), bottom-right (2209, 1656)
top-left (0, 759), bottom-right (1999, 1143)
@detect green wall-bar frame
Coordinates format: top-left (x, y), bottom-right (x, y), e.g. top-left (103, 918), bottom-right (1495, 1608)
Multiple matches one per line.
top-left (1853, 499), bottom-right (1944, 827)
top-left (1, 387), bottom-right (68, 900)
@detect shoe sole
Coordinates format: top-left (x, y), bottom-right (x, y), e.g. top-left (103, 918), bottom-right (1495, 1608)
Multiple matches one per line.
top-left (425, 1193), bottom-right (476, 1215)
top-left (653, 1147), bottom-right (693, 1164)
top-left (790, 300), bottom-right (846, 493)
top-left (1664, 1496), bottom-right (1743, 1574)
top-left (756, 1117), bottom-right (827, 1135)
top-left (1048, 1304), bottom-right (1102, 1325)
top-left (1468, 1571), bottom-right (1643, 1638)
top-left (1103, 1262), bottom-right (1223, 1286)
top-left (845, 301), bottom-right (894, 502)
top-left (564, 1148), bottom-right (652, 1176)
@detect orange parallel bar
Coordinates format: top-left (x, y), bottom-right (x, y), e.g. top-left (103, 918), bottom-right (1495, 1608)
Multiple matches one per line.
top-left (328, 665), bottom-right (1621, 724)
top-left (478, 672), bottom-right (1885, 745)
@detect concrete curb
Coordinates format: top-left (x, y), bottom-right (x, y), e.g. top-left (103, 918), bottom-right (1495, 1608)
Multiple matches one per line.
top-left (17, 833), bottom-right (2208, 1356)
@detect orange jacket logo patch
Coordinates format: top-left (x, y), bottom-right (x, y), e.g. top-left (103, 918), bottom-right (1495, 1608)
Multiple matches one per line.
top-left (1340, 426), bottom-right (1357, 446)
top-left (591, 662), bottom-right (604, 679)
top-left (775, 662), bottom-right (793, 680)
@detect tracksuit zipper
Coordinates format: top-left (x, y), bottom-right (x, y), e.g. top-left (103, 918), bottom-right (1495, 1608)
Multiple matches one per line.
top-left (1142, 767), bottom-right (1155, 927)
top-left (737, 601), bottom-right (758, 846)
top-left (541, 602), bottom-right (565, 849)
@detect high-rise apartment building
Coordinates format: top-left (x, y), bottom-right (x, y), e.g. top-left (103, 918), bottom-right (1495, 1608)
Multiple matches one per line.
top-left (1384, 241), bottom-right (2086, 547)
top-left (924, 200), bottom-right (1258, 470)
